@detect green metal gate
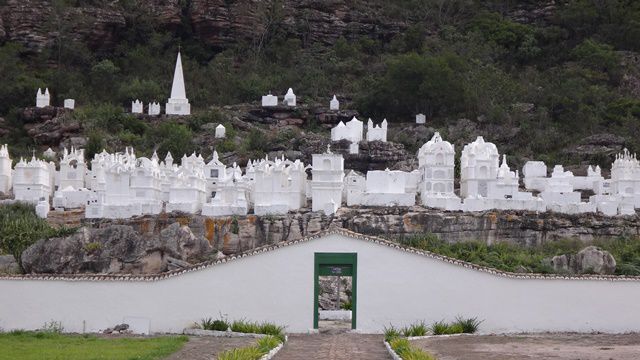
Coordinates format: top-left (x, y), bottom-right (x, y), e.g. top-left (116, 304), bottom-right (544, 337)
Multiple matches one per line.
top-left (313, 252), bottom-right (357, 329)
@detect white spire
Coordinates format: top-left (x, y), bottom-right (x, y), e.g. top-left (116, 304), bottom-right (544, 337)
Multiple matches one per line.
top-left (170, 52), bottom-right (187, 100)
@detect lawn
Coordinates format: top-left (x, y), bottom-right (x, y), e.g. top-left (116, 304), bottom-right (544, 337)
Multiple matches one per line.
top-left (0, 331), bottom-right (187, 360)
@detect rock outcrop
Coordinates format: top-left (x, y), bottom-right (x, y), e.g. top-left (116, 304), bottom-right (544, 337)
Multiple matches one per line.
top-left (0, 255), bottom-right (19, 274)
top-left (30, 207), bottom-right (640, 275)
top-left (21, 223), bottom-right (214, 274)
top-left (21, 107), bottom-right (82, 146)
top-left (319, 276), bottom-right (352, 310)
top-left (0, 0), bottom-right (125, 53)
top-left (547, 246), bottom-right (617, 275)
top-left (0, 0), bottom-right (405, 54)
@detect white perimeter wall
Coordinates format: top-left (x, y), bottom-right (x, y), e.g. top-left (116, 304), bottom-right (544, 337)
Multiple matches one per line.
top-left (1, 233), bottom-right (640, 334)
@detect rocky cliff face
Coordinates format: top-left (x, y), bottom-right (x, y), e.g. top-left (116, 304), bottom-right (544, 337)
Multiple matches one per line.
top-left (35, 207), bottom-right (640, 273)
top-left (0, 0), bottom-right (126, 53)
top-left (22, 222), bottom-right (215, 274)
top-left (0, 0), bottom-right (405, 53)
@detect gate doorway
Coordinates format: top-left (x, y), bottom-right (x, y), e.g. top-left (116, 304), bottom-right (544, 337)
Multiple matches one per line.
top-left (314, 253), bottom-right (357, 330)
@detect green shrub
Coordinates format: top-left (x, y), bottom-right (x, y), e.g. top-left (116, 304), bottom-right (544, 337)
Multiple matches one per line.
top-left (453, 316), bottom-right (482, 334)
top-left (430, 320), bottom-right (450, 335)
top-left (146, 121), bottom-right (194, 158)
top-left (389, 337), bottom-right (435, 360)
top-left (0, 203), bottom-right (77, 272)
top-left (230, 320), bottom-right (260, 334)
top-left (200, 317), bottom-right (229, 331)
top-left (384, 325), bottom-right (401, 342)
top-left (217, 335), bottom-right (283, 360)
top-left (389, 337), bottom-right (411, 354)
top-left (257, 323), bottom-right (285, 342)
top-left (255, 335), bottom-right (281, 353)
top-left (83, 242), bottom-right (102, 253)
top-left (244, 129), bottom-right (270, 154)
top-left (402, 321), bottom-right (428, 337)
top-left (446, 323), bottom-right (464, 334)
top-left (340, 300), bottom-right (352, 310)
top-left (401, 233), bottom-right (640, 276)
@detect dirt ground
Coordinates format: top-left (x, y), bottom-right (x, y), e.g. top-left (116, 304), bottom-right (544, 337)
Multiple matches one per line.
top-left (412, 333), bottom-right (640, 360)
top-left (163, 336), bottom-right (256, 360)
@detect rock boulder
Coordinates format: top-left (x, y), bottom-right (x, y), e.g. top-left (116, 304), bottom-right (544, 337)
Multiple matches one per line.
top-left (547, 246), bottom-right (616, 275)
top-left (21, 223), bottom-right (214, 275)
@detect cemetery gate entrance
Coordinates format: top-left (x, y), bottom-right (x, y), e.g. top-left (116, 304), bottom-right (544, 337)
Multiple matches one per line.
top-left (313, 252), bottom-right (357, 330)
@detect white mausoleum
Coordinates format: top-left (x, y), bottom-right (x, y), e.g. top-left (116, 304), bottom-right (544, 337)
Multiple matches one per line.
top-left (418, 132), bottom-right (460, 210)
top-left (284, 88), bottom-right (296, 107)
top-left (36, 88), bottom-right (50, 108)
top-left (329, 95), bottom-right (339, 110)
top-left (0, 144), bottom-right (12, 194)
top-left (310, 147), bottom-right (344, 215)
top-left (132, 100), bottom-right (143, 114)
top-left (165, 52), bottom-right (191, 116)
top-left (366, 119), bottom-right (387, 142)
top-left (261, 93), bottom-right (278, 107)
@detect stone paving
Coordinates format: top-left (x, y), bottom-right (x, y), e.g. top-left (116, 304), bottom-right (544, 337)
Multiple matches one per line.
top-left (274, 332), bottom-right (389, 360)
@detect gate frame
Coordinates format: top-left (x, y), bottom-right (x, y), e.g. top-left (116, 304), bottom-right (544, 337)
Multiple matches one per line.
top-left (313, 252), bottom-right (358, 329)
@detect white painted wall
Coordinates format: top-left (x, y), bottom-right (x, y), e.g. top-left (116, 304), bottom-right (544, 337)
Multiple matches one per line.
top-left (1, 232), bottom-right (640, 335)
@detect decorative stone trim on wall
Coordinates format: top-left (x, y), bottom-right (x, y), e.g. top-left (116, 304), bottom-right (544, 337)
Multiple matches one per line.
top-left (2, 229), bottom-right (640, 282)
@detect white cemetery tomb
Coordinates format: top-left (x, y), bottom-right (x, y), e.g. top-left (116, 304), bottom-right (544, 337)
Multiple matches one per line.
top-left (215, 124), bottom-right (226, 139)
top-left (165, 52), bottom-right (191, 115)
top-left (253, 156), bottom-right (307, 215)
top-left (6, 88), bottom-right (640, 220)
top-left (202, 162), bottom-right (249, 216)
top-left (366, 118), bottom-right (387, 142)
top-left (345, 168), bottom-right (416, 207)
top-left (36, 88), bottom-right (50, 108)
top-left (330, 117), bottom-right (364, 154)
top-left (284, 88), bottom-right (296, 107)
top-left (330, 95), bottom-right (339, 110)
top-left (12, 156), bottom-right (54, 203)
top-left (0, 145), bottom-right (11, 194)
top-left (131, 99), bottom-right (143, 114)
top-left (417, 132), bottom-right (461, 210)
top-left (261, 93), bottom-right (278, 107)
top-left (310, 147), bottom-right (344, 215)
top-left (43, 148), bottom-right (56, 159)
top-left (416, 113), bottom-right (426, 124)
top-left (63, 99), bottom-right (75, 110)
top-left (148, 102), bottom-right (161, 116)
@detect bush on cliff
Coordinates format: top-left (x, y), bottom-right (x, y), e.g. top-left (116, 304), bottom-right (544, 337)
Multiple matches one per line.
top-left (400, 233), bottom-right (640, 276)
top-left (0, 203), bottom-right (75, 273)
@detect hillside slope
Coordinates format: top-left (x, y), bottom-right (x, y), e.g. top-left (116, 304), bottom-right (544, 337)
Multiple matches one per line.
top-left (0, 0), bottom-right (639, 171)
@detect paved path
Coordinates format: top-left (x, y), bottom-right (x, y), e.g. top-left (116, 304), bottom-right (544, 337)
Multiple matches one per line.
top-left (274, 333), bottom-right (390, 360)
top-left (164, 336), bottom-right (256, 360)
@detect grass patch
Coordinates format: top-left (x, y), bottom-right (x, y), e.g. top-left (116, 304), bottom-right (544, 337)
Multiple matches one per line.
top-left (217, 335), bottom-right (282, 360)
top-left (198, 317), bottom-right (286, 343)
top-left (0, 332), bottom-right (187, 360)
top-left (399, 234), bottom-right (640, 275)
top-left (388, 337), bottom-right (436, 360)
